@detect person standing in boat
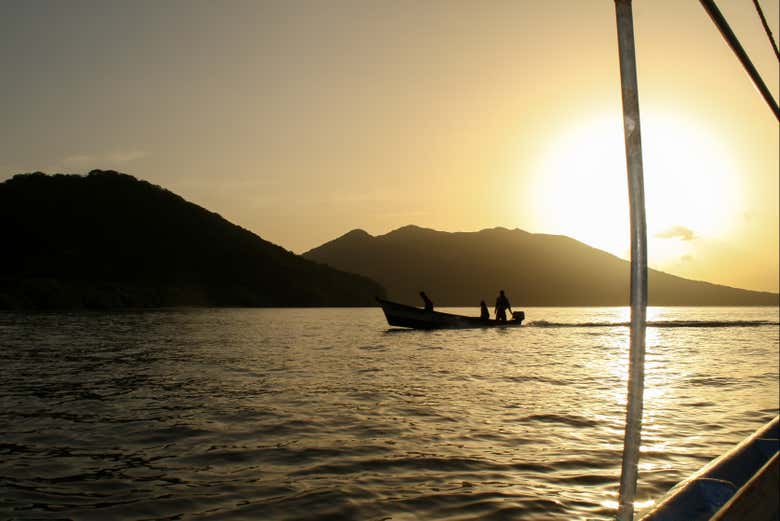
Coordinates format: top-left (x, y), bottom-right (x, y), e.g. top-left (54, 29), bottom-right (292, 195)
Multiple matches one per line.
top-left (480, 300), bottom-right (490, 320)
top-left (494, 290), bottom-right (512, 322)
top-left (419, 291), bottom-right (434, 311)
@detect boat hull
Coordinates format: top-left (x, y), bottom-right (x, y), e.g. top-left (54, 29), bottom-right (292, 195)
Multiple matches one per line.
top-left (377, 298), bottom-right (524, 329)
top-left (639, 416), bottom-right (779, 521)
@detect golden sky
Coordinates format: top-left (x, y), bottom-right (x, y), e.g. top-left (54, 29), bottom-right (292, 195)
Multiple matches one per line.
top-left (2, 1), bottom-right (778, 293)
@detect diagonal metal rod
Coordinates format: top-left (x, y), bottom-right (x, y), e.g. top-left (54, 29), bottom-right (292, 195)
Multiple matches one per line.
top-left (699, 0), bottom-right (780, 120)
top-left (614, 1), bottom-right (648, 520)
top-left (752, 0), bottom-right (780, 62)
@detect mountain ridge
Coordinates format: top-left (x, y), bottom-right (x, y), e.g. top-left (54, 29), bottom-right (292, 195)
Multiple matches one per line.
top-left (303, 225), bottom-right (779, 307)
top-left (0, 171), bottom-right (386, 309)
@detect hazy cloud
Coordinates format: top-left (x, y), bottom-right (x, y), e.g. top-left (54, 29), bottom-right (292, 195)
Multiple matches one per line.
top-left (107, 150), bottom-right (147, 163)
top-left (62, 149), bottom-right (147, 170)
top-left (62, 155), bottom-right (95, 168)
top-left (656, 225), bottom-right (696, 241)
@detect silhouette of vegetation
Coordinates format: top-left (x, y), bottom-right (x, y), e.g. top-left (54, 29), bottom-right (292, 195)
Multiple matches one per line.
top-left (0, 170), bottom-right (385, 309)
top-left (303, 225), bottom-right (780, 306)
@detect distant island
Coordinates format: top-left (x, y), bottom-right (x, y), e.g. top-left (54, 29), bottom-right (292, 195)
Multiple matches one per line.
top-left (0, 171), bottom-right (385, 309)
top-left (303, 225), bottom-right (780, 307)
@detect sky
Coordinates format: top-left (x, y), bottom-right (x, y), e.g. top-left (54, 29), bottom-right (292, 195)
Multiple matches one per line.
top-left (1, 0), bottom-right (778, 293)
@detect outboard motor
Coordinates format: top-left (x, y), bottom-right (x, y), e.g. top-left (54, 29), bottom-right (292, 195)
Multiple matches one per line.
top-left (512, 311), bottom-right (525, 325)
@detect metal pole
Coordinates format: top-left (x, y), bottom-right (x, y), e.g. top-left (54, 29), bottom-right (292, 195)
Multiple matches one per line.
top-left (751, 0), bottom-right (780, 62)
top-left (699, 0), bottom-right (780, 120)
top-left (614, 1), bottom-right (648, 520)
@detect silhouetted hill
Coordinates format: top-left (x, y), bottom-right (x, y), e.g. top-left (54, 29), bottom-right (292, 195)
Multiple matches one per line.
top-left (0, 171), bottom-right (385, 309)
top-left (303, 226), bottom-right (780, 306)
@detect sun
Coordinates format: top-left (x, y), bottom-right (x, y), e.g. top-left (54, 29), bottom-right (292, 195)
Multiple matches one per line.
top-left (526, 108), bottom-right (743, 264)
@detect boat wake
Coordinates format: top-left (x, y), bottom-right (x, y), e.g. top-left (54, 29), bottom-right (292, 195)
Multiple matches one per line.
top-left (527, 319), bottom-right (780, 329)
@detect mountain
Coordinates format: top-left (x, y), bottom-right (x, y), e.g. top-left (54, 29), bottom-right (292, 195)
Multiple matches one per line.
top-left (0, 171), bottom-right (385, 309)
top-left (303, 225), bottom-right (779, 307)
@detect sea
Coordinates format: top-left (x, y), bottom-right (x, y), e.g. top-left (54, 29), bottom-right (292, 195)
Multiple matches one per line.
top-left (1, 306), bottom-right (778, 521)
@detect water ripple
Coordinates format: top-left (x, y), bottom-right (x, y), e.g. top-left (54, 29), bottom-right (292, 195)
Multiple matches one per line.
top-left (0, 306), bottom-right (777, 520)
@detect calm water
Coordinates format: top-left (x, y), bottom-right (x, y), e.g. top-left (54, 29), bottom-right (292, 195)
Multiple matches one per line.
top-left (1, 306), bottom-right (778, 520)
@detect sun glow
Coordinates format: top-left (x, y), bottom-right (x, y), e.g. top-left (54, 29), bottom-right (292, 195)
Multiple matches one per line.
top-left (527, 109), bottom-right (743, 265)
